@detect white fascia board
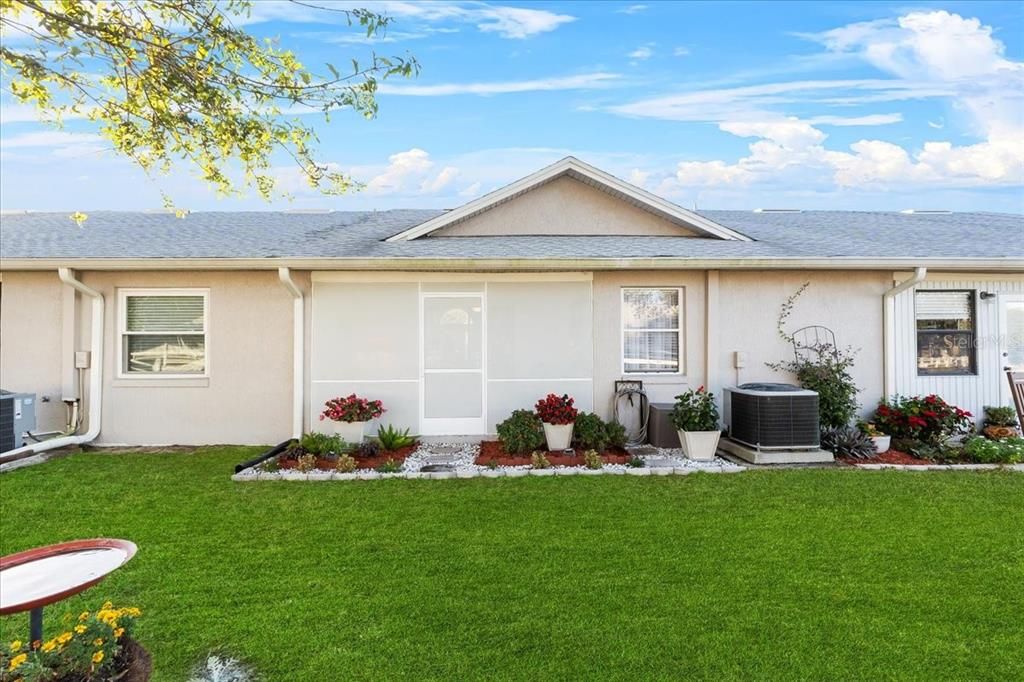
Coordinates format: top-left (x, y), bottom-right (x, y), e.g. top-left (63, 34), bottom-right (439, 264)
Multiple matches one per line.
top-left (383, 156), bottom-right (753, 243)
top-left (4, 257), bottom-right (1024, 271)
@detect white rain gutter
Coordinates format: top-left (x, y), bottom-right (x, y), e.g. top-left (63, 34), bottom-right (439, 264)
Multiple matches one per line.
top-left (2, 268), bottom-right (104, 458)
top-left (883, 267), bottom-right (927, 398)
top-left (278, 267), bottom-right (304, 439)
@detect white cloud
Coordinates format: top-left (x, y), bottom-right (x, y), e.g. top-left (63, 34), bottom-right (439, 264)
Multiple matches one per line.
top-left (628, 44), bottom-right (654, 61)
top-left (805, 113), bottom-right (903, 126)
top-left (474, 5), bottom-right (575, 39)
top-left (615, 10), bottom-right (1024, 193)
top-left (1, 131), bottom-right (106, 158)
top-left (617, 5), bottom-right (648, 15)
top-left (378, 72), bottom-right (621, 96)
top-left (420, 165), bottom-right (459, 193)
top-left (628, 168), bottom-right (650, 188)
top-left (459, 181), bottom-right (482, 198)
top-left (672, 46), bottom-right (690, 57)
top-left (658, 117), bottom-right (1022, 193)
top-left (244, 1), bottom-right (575, 39)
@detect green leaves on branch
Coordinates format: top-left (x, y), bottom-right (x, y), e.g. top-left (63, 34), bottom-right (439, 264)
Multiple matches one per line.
top-left (0, 0), bottom-right (419, 202)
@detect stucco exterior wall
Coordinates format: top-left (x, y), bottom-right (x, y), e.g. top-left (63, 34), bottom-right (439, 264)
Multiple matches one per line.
top-left (592, 270), bottom-right (707, 418)
top-left (83, 270), bottom-right (298, 444)
top-left (716, 270), bottom-right (889, 419)
top-left (432, 176), bottom-right (699, 237)
top-left (0, 271), bottom-right (67, 432)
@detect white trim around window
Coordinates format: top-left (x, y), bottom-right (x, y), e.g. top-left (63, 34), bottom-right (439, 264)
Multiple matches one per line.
top-left (117, 288), bottom-right (210, 379)
top-left (621, 287), bottom-right (684, 375)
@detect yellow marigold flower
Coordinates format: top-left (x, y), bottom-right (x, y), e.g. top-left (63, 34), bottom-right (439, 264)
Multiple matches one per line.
top-left (57, 632), bottom-right (73, 645)
top-left (92, 650), bottom-right (104, 664)
top-left (113, 628), bottom-right (124, 638)
top-left (101, 601), bottom-right (112, 610)
top-left (41, 639), bottom-right (57, 653)
top-left (8, 653), bottom-right (27, 671)
top-left (93, 638), bottom-right (104, 647)
top-left (9, 641), bottom-right (22, 652)
top-left (75, 625), bottom-right (87, 634)
top-left (79, 611), bottom-right (89, 622)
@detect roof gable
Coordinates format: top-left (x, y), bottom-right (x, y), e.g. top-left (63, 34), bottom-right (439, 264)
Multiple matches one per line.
top-left (385, 156), bottom-right (753, 242)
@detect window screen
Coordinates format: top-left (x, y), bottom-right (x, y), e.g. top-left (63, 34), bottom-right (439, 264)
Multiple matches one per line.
top-left (915, 290), bottom-right (975, 375)
top-left (121, 292), bottom-right (207, 374)
top-left (622, 288), bottom-right (682, 374)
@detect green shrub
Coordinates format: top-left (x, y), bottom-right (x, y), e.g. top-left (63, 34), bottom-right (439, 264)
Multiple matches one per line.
top-left (821, 427), bottom-right (876, 459)
top-left (605, 420), bottom-right (628, 448)
top-left (377, 424), bottom-right (415, 451)
top-left (983, 406), bottom-right (1019, 427)
top-left (573, 412), bottom-right (630, 451)
top-left (627, 455), bottom-right (645, 468)
top-left (670, 387), bottom-right (719, 432)
top-left (962, 436), bottom-right (1024, 464)
top-left (583, 449), bottom-right (602, 469)
top-left (376, 458), bottom-right (402, 473)
top-left (530, 451), bottom-right (551, 469)
top-left (497, 410), bottom-right (545, 454)
top-left (299, 432), bottom-right (347, 455)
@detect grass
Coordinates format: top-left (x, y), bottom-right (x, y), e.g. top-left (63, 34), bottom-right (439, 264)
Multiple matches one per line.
top-left (1, 448), bottom-right (1022, 681)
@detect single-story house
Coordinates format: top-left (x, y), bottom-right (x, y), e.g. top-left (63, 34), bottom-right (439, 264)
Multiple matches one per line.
top-left (1, 157), bottom-right (1022, 447)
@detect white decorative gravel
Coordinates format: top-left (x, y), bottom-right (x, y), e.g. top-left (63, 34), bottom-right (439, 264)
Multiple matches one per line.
top-left (233, 442), bottom-right (749, 482)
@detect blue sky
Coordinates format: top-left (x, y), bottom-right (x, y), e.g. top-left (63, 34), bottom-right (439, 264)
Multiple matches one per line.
top-left (2, 1), bottom-right (1022, 212)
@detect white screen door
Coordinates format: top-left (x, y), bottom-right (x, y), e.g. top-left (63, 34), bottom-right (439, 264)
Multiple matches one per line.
top-left (1000, 294), bottom-right (1024, 405)
top-left (420, 293), bottom-right (486, 434)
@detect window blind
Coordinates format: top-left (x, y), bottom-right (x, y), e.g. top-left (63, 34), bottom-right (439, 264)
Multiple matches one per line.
top-left (915, 291), bottom-right (972, 321)
top-left (126, 295), bottom-right (205, 332)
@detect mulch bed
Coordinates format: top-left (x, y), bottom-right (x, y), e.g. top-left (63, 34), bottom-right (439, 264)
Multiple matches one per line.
top-left (475, 440), bottom-right (630, 467)
top-left (278, 443), bottom-right (419, 470)
top-left (355, 443), bottom-right (419, 470)
top-left (837, 449), bottom-right (932, 466)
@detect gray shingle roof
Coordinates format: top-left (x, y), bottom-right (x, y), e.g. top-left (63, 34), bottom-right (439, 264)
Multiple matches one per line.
top-left (1, 208), bottom-right (1022, 261)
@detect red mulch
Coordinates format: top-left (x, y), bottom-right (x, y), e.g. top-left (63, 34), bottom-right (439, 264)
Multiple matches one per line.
top-left (476, 440), bottom-right (630, 467)
top-left (355, 442), bottom-right (419, 470)
top-left (837, 449), bottom-right (931, 466)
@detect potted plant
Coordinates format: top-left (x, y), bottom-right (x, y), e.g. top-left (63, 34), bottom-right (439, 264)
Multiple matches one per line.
top-left (670, 386), bottom-right (720, 461)
top-left (858, 421), bottom-right (891, 453)
top-left (319, 394), bottom-right (385, 444)
top-left (535, 394), bottom-right (578, 451)
top-left (982, 405), bottom-right (1020, 440)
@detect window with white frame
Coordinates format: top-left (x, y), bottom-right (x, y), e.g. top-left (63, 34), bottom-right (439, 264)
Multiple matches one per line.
top-left (622, 287), bottom-right (682, 374)
top-left (915, 290), bottom-right (976, 376)
top-left (119, 289), bottom-right (208, 376)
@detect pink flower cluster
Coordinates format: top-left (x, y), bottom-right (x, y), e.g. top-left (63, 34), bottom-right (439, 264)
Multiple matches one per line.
top-left (319, 394), bottom-right (385, 423)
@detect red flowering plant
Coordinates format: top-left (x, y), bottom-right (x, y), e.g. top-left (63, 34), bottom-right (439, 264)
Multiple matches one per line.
top-left (319, 394), bottom-right (385, 423)
top-left (873, 395), bottom-right (972, 445)
top-left (535, 393), bottom-right (578, 425)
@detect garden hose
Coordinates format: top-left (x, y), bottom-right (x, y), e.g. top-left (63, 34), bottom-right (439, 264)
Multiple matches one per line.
top-left (613, 384), bottom-right (650, 447)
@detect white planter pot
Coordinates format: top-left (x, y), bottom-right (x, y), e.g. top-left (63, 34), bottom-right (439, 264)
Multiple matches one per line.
top-left (871, 435), bottom-right (891, 453)
top-left (678, 429), bottom-right (721, 461)
top-left (542, 422), bottom-right (574, 451)
top-left (332, 420), bottom-right (368, 445)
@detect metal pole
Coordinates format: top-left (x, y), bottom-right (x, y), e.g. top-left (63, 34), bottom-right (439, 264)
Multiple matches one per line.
top-left (29, 607), bottom-right (42, 645)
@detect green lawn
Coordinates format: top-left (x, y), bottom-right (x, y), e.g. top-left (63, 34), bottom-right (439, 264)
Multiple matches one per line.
top-left (1, 448), bottom-right (1022, 680)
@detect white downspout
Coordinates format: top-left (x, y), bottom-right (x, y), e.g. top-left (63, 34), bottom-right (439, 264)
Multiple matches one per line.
top-left (2, 268), bottom-right (104, 457)
top-left (278, 268), bottom-right (304, 439)
top-left (883, 267), bottom-right (926, 399)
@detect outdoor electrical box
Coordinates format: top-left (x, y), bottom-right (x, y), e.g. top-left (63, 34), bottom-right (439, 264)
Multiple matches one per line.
top-left (75, 351), bottom-right (91, 369)
top-left (0, 390), bottom-right (37, 453)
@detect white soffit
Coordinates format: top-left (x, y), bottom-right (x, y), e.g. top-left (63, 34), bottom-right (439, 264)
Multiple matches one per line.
top-left (384, 156), bottom-right (753, 242)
